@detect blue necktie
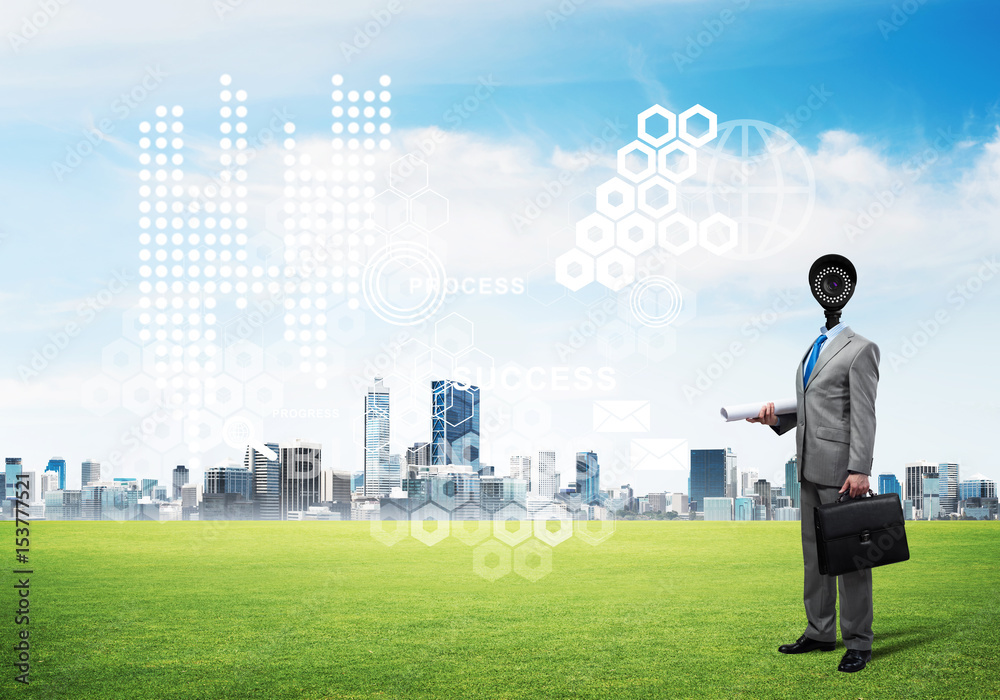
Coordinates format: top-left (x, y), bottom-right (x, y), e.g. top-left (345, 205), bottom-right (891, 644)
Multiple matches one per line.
top-left (803, 333), bottom-right (828, 388)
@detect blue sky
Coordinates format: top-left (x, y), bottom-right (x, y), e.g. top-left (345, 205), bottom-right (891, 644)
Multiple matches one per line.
top-left (1, 0), bottom-right (999, 494)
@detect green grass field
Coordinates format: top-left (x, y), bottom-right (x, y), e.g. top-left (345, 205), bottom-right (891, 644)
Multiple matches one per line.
top-left (2, 520), bottom-right (998, 699)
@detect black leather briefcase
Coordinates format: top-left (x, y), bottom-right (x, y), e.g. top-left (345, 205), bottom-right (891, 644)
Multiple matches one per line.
top-left (815, 491), bottom-right (909, 576)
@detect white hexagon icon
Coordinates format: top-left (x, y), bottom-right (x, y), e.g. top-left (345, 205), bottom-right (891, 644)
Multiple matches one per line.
top-left (370, 189), bottom-right (408, 232)
top-left (472, 540), bottom-right (511, 581)
top-left (595, 177), bottom-right (635, 221)
top-left (678, 105), bottom-right (718, 147)
top-left (533, 509), bottom-right (574, 547)
top-left (616, 140), bottom-right (657, 183)
top-left (224, 339), bottom-right (264, 380)
top-left (555, 249), bottom-right (595, 292)
top-left (636, 176), bottom-right (677, 220)
top-left (183, 412), bottom-right (224, 453)
top-left (699, 213), bottom-right (739, 255)
top-left (410, 190), bottom-right (449, 231)
top-left (81, 374), bottom-right (120, 416)
top-left (513, 539), bottom-right (552, 582)
top-left (595, 249), bottom-right (637, 291)
top-left (493, 503), bottom-right (532, 547)
top-left (389, 154), bottom-right (429, 197)
top-left (121, 374), bottom-right (161, 417)
top-left (574, 515), bottom-right (616, 545)
top-left (615, 212), bottom-right (656, 256)
top-left (371, 502), bottom-right (409, 546)
top-left (101, 339), bottom-right (142, 382)
top-left (411, 502), bottom-right (451, 546)
top-left (244, 374), bottom-right (284, 417)
top-left (657, 141), bottom-right (698, 182)
top-left (204, 374), bottom-right (244, 417)
top-left (452, 519), bottom-right (492, 547)
top-left (575, 212), bottom-right (615, 256)
top-left (637, 105), bottom-right (677, 147)
top-left (657, 213), bottom-right (699, 255)
top-left (434, 312), bottom-right (474, 356)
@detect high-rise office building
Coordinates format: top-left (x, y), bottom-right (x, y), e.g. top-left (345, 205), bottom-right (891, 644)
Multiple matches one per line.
top-left (690, 449), bottom-right (729, 512)
top-left (575, 451), bottom-right (600, 505)
top-left (351, 471), bottom-right (364, 494)
top-left (41, 471), bottom-right (60, 495)
top-left (648, 492), bottom-right (667, 513)
top-left (480, 476), bottom-right (528, 516)
top-left (510, 456), bottom-right (532, 492)
top-left (740, 470), bottom-right (759, 496)
top-left (431, 379), bottom-right (480, 471)
top-left (46, 458), bottom-right (67, 490)
top-left (725, 449), bottom-right (738, 499)
top-left (204, 465), bottom-right (253, 501)
top-left (246, 443), bottom-right (281, 520)
top-left (937, 462), bottom-right (959, 515)
top-left (734, 496), bottom-right (755, 521)
top-left (921, 473), bottom-right (940, 519)
top-left (320, 470), bottom-right (352, 503)
top-left (959, 474), bottom-right (997, 500)
top-left (536, 451), bottom-right (557, 499)
top-left (141, 478), bottom-right (158, 499)
top-left (81, 459), bottom-right (101, 487)
top-left (406, 442), bottom-right (431, 476)
top-left (172, 465), bottom-right (189, 500)
top-left (181, 483), bottom-right (202, 509)
top-left (784, 456), bottom-right (800, 508)
top-left (878, 473), bottom-right (902, 499)
top-left (905, 461), bottom-right (938, 506)
top-left (281, 439), bottom-right (322, 519)
top-left (364, 377), bottom-right (393, 497)
top-left (755, 479), bottom-right (772, 521)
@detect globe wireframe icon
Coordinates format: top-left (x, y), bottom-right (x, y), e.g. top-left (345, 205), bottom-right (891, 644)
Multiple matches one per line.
top-left (693, 119), bottom-right (815, 260)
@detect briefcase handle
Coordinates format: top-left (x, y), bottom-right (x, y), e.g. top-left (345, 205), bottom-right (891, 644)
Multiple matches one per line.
top-left (836, 488), bottom-right (876, 503)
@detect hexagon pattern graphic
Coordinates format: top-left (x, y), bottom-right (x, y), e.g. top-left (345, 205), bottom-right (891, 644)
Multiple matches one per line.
top-left (556, 103), bottom-right (738, 296)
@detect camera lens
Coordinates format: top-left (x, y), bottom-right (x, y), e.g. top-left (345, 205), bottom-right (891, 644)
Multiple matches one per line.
top-left (821, 271), bottom-right (845, 297)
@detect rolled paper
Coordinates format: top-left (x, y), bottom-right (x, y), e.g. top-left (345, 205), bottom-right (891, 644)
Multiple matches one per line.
top-left (720, 398), bottom-right (797, 422)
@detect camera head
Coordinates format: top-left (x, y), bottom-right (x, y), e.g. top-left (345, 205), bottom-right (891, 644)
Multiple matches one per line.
top-left (808, 254), bottom-right (857, 328)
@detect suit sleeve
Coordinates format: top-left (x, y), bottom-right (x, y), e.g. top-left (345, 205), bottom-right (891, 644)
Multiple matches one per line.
top-left (847, 342), bottom-right (880, 475)
top-left (770, 412), bottom-right (796, 436)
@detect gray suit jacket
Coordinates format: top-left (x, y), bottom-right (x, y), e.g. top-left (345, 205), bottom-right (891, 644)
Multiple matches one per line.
top-left (772, 326), bottom-right (880, 487)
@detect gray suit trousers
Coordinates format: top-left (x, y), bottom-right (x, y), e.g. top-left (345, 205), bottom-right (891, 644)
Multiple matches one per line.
top-left (800, 478), bottom-right (874, 650)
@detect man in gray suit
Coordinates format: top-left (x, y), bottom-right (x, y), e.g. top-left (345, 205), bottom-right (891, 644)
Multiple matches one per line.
top-left (748, 254), bottom-right (879, 673)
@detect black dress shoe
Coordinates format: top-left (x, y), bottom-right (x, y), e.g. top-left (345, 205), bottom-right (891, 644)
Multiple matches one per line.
top-left (778, 635), bottom-right (836, 654)
top-left (838, 649), bottom-right (872, 673)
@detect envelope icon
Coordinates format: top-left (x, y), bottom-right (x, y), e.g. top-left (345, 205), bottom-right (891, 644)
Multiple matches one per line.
top-left (631, 439), bottom-right (688, 471)
top-left (593, 400), bottom-right (651, 432)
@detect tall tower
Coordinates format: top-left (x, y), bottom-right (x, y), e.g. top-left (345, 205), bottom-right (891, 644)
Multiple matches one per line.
top-left (937, 462), bottom-right (959, 515)
top-left (575, 451), bottom-right (600, 505)
top-left (431, 380), bottom-right (480, 471)
top-left (536, 451), bottom-right (557, 499)
top-left (81, 459), bottom-right (102, 487)
top-left (904, 461), bottom-right (938, 507)
top-left (689, 449), bottom-right (727, 512)
top-left (46, 457), bottom-right (67, 490)
top-left (364, 377), bottom-right (393, 497)
top-left (172, 465), bottom-right (190, 500)
top-left (246, 443), bottom-right (281, 520)
top-left (725, 448), bottom-right (738, 498)
top-left (510, 456), bottom-right (532, 492)
top-left (784, 456), bottom-right (800, 509)
top-left (280, 439), bottom-right (322, 518)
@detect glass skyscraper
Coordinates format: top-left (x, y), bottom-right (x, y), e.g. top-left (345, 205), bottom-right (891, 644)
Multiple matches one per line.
top-left (172, 465), bottom-right (189, 500)
top-left (363, 377), bottom-right (393, 497)
top-left (959, 475), bottom-right (997, 500)
top-left (431, 379), bottom-right (480, 471)
top-left (937, 462), bottom-right (959, 515)
top-left (689, 449), bottom-right (728, 512)
top-left (784, 456), bottom-right (800, 508)
top-left (536, 451), bottom-right (557, 499)
top-left (204, 465), bottom-right (253, 501)
top-left (81, 459), bottom-right (101, 487)
top-left (246, 443), bottom-right (281, 520)
top-left (46, 458), bottom-right (67, 490)
top-left (878, 473), bottom-right (902, 499)
top-left (575, 451), bottom-right (600, 505)
top-left (280, 439), bottom-right (322, 519)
